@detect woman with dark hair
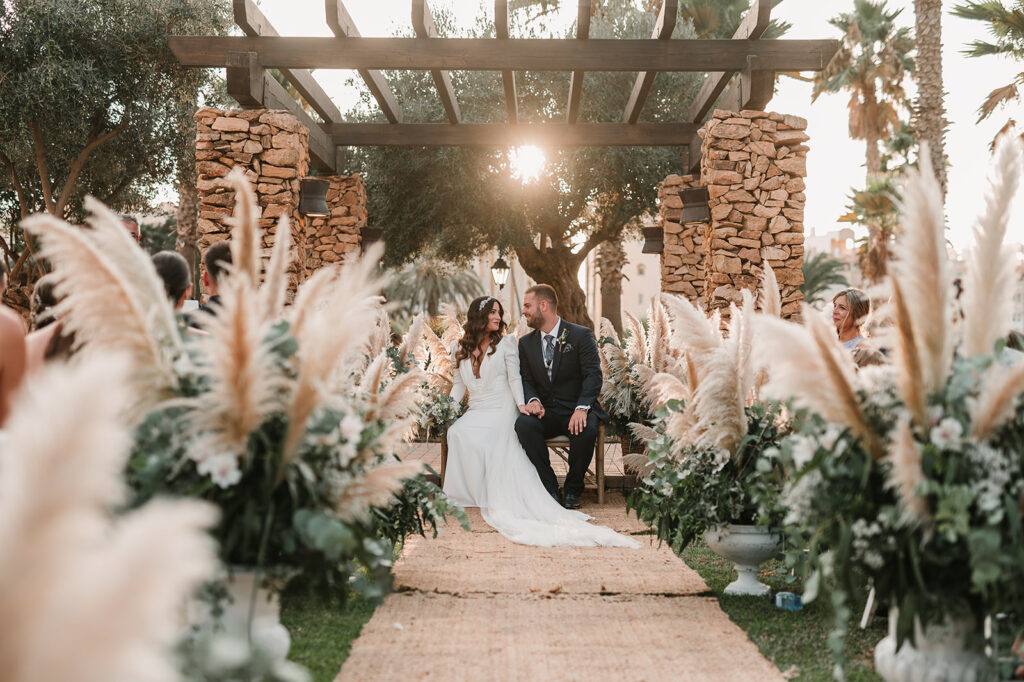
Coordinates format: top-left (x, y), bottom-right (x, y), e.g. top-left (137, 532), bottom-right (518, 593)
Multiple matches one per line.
top-left (152, 251), bottom-right (193, 311)
top-left (25, 274), bottom-right (76, 370)
top-left (443, 296), bottom-right (638, 548)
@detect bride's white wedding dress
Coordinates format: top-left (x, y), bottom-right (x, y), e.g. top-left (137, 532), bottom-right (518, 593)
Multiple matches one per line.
top-left (443, 334), bottom-right (640, 548)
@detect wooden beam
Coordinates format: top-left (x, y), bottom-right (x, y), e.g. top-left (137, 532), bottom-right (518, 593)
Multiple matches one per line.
top-left (412, 0), bottom-right (461, 124)
top-left (325, 0), bottom-right (402, 124)
top-left (232, 0), bottom-right (342, 124)
top-left (623, 0), bottom-right (678, 124)
top-left (224, 50), bottom-right (334, 172)
top-left (170, 36), bottom-right (837, 73)
top-left (495, 0), bottom-right (517, 123)
top-left (685, 0), bottom-right (772, 123)
top-left (225, 51), bottom-right (265, 108)
top-left (325, 122), bottom-right (699, 146)
top-left (566, 0), bottom-right (591, 124)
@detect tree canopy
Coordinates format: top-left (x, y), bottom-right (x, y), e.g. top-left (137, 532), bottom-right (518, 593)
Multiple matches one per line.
top-left (0, 0), bottom-right (228, 286)
top-left (348, 3), bottom-right (723, 327)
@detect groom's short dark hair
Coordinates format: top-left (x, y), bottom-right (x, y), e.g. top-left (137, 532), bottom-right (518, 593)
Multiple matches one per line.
top-left (526, 284), bottom-right (558, 311)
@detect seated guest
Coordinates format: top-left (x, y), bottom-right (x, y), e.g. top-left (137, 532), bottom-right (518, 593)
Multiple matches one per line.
top-left (198, 241), bottom-right (232, 316)
top-left (0, 259), bottom-right (26, 426)
top-left (832, 288), bottom-right (885, 367)
top-left (119, 214), bottom-right (141, 244)
top-left (25, 274), bottom-right (76, 372)
top-left (152, 251), bottom-right (193, 312)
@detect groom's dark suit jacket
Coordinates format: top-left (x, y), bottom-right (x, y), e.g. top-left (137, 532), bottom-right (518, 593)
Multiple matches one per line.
top-left (519, 321), bottom-right (609, 423)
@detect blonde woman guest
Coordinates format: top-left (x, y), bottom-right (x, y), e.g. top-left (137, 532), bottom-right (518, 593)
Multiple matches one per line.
top-left (832, 288), bottom-right (884, 367)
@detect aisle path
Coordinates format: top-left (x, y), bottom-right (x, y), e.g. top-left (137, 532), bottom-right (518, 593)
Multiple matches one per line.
top-left (336, 491), bottom-right (785, 682)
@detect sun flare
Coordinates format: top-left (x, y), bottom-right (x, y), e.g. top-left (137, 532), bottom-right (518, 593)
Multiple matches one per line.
top-left (510, 145), bottom-right (546, 182)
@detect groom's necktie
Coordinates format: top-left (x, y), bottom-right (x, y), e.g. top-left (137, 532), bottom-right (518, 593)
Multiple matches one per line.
top-left (543, 334), bottom-right (555, 381)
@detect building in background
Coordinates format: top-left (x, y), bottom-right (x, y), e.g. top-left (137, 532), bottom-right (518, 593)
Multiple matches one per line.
top-left (584, 237), bottom-right (662, 326)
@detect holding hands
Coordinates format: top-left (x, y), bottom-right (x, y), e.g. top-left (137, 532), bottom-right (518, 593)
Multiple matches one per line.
top-left (520, 400), bottom-right (545, 418)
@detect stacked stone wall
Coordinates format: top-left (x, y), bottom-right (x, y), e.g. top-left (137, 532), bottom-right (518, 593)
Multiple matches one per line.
top-left (659, 173), bottom-right (708, 307)
top-left (308, 175), bottom-right (366, 269)
top-left (193, 107), bottom-right (365, 290)
top-left (658, 109), bottom-right (808, 320)
top-left (701, 109), bottom-right (807, 319)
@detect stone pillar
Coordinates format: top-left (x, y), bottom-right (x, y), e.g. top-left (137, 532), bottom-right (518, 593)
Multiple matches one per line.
top-left (193, 107), bottom-right (366, 290)
top-left (659, 173), bottom-right (708, 307)
top-left (307, 175), bottom-right (366, 269)
top-left (194, 107), bottom-right (308, 282)
top-left (700, 109), bottom-right (807, 320)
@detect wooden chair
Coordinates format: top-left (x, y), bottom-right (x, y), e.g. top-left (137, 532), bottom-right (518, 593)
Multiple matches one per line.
top-left (440, 423), bottom-right (605, 505)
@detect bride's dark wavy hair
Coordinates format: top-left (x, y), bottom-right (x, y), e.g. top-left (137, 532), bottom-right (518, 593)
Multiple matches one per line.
top-left (455, 296), bottom-right (507, 370)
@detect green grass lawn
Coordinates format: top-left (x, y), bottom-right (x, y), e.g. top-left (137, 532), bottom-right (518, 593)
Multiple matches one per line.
top-left (280, 585), bottom-right (379, 682)
top-left (680, 539), bottom-right (886, 682)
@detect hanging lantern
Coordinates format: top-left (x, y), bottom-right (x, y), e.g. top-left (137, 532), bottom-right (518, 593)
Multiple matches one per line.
top-left (490, 256), bottom-right (511, 289)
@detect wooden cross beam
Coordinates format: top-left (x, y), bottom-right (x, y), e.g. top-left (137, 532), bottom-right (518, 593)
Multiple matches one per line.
top-left (623, 0), bottom-right (678, 124)
top-left (325, 122), bottom-right (700, 146)
top-left (169, 36), bottom-right (838, 73)
top-left (232, 0), bottom-right (342, 127)
top-left (225, 51), bottom-right (337, 172)
top-left (685, 0), bottom-right (772, 124)
top-left (566, 0), bottom-right (591, 124)
top-left (325, 0), bottom-right (402, 124)
top-left (495, 0), bottom-right (517, 124)
top-left (413, 0), bottom-right (462, 124)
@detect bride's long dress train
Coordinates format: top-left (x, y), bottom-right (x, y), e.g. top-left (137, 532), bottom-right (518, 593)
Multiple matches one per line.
top-left (442, 334), bottom-right (639, 548)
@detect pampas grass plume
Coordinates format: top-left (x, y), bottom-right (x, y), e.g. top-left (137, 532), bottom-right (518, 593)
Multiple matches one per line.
top-left (0, 355), bottom-right (217, 682)
top-left (887, 417), bottom-right (930, 521)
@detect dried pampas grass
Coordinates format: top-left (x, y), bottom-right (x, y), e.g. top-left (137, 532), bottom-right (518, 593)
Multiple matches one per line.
top-left (189, 277), bottom-right (284, 463)
top-left (756, 307), bottom-right (878, 455)
top-left (23, 202), bottom-right (181, 405)
top-left (660, 293), bottom-right (722, 367)
top-left (225, 169), bottom-right (261, 287)
top-left (970, 360), bottom-right (1024, 442)
top-left (759, 263), bottom-right (782, 318)
top-left (887, 417), bottom-right (930, 521)
top-left (0, 355), bottom-right (217, 682)
top-left (332, 461), bottom-right (425, 522)
top-left (260, 213), bottom-right (292, 322)
top-left (888, 143), bottom-right (952, 396)
top-left (962, 135), bottom-right (1024, 357)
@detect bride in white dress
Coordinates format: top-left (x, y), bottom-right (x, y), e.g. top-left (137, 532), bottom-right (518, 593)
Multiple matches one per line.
top-left (442, 296), bottom-right (639, 548)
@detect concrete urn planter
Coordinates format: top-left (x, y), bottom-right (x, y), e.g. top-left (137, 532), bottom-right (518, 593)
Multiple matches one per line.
top-left (704, 524), bottom-right (782, 596)
top-left (874, 608), bottom-right (993, 682)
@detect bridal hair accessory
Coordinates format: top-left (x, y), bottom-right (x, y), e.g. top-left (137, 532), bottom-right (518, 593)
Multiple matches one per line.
top-left (477, 296), bottom-right (495, 313)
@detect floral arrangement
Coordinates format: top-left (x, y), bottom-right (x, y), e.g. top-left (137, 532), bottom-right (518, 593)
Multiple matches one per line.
top-left (597, 298), bottom-right (677, 444)
top-left (25, 171), bottom-right (464, 595)
top-left (626, 267), bottom-right (789, 551)
top-left (756, 139), bottom-right (1024, 671)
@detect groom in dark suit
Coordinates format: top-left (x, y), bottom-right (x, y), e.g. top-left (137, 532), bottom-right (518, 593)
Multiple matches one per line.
top-left (515, 284), bottom-right (608, 509)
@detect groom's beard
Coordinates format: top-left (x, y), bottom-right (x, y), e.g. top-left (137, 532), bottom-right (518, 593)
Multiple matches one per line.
top-left (525, 312), bottom-right (542, 329)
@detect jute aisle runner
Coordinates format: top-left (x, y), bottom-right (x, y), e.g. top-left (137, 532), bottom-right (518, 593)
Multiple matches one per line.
top-left (336, 492), bottom-right (785, 682)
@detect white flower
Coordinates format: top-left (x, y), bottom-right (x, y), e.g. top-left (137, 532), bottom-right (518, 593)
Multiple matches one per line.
top-left (821, 425), bottom-right (846, 454)
top-left (198, 453), bottom-right (243, 488)
top-left (340, 413), bottom-right (364, 443)
top-left (337, 440), bottom-right (357, 467)
top-left (790, 435), bottom-right (818, 469)
top-left (783, 469), bottom-right (822, 525)
top-left (856, 365), bottom-right (894, 396)
top-left (930, 417), bottom-right (964, 450)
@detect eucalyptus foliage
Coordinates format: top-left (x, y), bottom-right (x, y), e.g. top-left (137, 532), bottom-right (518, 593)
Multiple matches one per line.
top-left (627, 401), bottom-right (788, 553)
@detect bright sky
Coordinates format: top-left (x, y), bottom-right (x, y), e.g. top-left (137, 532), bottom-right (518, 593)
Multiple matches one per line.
top-left (253, 0), bottom-right (1024, 252)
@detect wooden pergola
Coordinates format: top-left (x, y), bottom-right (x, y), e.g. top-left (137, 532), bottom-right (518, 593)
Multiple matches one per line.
top-left (170, 0), bottom-right (837, 174)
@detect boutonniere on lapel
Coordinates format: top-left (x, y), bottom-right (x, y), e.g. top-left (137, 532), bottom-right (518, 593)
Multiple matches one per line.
top-left (556, 329), bottom-right (572, 353)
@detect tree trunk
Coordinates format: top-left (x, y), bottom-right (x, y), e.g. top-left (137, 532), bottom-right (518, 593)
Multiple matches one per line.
top-left (865, 132), bottom-right (882, 176)
top-left (914, 0), bottom-right (948, 199)
top-left (596, 237), bottom-right (626, 334)
top-left (175, 168), bottom-right (200, 294)
top-left (515, 245), bottom-right (593, 329)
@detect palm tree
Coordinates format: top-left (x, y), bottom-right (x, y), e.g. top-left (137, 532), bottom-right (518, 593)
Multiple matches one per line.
top-left (384, 259), bottom-right (485, 319)
top-left (847, 173), bottom-right (900, 283)
top-left (813, 0), bottom-right (916, 175)
top-left (800, 251), bottom-right (850, 306)
top-left (914, 0), bottom-right (949, 198)
top-left (952, 1), bottom-right (1024, 128)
